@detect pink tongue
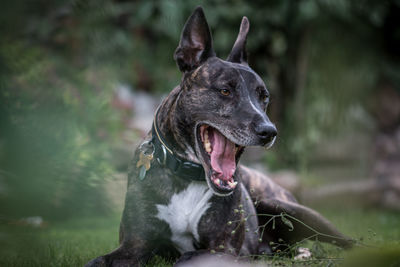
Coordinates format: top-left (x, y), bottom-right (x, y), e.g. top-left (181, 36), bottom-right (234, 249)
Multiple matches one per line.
top-left (210, 130), bottom-right (236, 180)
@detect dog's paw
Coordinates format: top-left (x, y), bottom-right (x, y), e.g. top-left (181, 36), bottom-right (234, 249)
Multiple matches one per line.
top-left (85, 256), bottom-right (107, 267)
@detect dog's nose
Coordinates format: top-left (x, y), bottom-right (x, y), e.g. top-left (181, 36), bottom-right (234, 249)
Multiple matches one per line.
top-left (255, 123), bottom-right (277, 144)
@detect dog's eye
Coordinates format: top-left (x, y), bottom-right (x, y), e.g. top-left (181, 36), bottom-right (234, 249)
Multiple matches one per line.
top-left (256, 86), bottom-right (269, 103)
top-left (220, 89), bottom-right (231, 96)
top-left (261, 93), bottom-right (269, 103)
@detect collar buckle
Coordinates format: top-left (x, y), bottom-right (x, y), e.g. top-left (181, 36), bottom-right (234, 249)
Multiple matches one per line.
top-left (157, 144), bottom-right (167, 166)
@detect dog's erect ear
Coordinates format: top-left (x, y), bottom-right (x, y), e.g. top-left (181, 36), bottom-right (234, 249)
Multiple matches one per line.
top-left (227, 16), bottom-right (249, 65)
top-left (174, 6), bottom-right (215, 72)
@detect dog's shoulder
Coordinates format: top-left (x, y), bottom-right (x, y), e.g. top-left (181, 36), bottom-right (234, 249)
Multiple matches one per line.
top-left (238, 165), bottom-right (297, 203)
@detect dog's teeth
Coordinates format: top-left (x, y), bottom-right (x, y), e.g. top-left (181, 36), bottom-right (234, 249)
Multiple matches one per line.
top-left (204, 131), bottom-right (211, 152)
top-left (205, 142), bottom-right (211, 153)
top-left (228, 181), bottom-right (238, 189)
top-left (213, 178), bottom-right (220, 186)
top-left (204, 131), bottom-right (209, 143)
top-left (205, 145), bottom-right (211, 153)
top-left (204, 138), bottom-right (212, 153)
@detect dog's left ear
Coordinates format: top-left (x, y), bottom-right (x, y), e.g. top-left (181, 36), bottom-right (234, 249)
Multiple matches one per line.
top-left (227, 16), bottom-right (249, 65)
top-left (174, 6), bottom-right (215, 72)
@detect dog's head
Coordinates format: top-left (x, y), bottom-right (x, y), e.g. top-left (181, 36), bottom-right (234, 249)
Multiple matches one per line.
top-left (174, 7), bottom-right (277, 196)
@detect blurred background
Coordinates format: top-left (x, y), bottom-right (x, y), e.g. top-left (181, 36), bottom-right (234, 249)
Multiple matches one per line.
top-left (1, 0), bottom-right (399, 265)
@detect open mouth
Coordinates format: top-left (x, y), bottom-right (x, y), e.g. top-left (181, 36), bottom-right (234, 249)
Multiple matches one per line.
top-left (198, 125), bottom-right (244, 195)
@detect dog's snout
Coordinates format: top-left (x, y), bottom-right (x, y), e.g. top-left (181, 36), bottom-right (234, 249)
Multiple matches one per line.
top-left (255, 123), bottom-right (277, 144)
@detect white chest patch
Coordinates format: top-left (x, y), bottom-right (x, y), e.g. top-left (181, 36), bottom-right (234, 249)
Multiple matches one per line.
top-left (155, 182), bottom-right (213, 253)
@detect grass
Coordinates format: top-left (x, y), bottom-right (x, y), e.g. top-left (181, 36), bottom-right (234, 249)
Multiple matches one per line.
top-left (255, 207), bottom-right (400, 266)
top-left (0, 215), bottom-right (121, 267)
top-left (0, 207), bottom-right (399, 267)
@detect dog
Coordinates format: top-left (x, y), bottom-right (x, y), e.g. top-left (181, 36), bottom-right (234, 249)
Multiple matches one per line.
top-left (86, 6), bottom-right (353, 267)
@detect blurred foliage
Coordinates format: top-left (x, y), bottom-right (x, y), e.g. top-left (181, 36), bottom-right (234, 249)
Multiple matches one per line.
top-left (0, 0), bottom-right (399, 219)
top-left (0, 0), bottom-right (129, 219)
top-left (342, 246), bottom-right (400, 267)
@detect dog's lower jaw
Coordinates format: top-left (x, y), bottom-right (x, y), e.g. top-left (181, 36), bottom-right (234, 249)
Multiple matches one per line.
top-left (205, 172), bottom-right (235, 197)
top-left (195, 134), bottom-right (236, 197)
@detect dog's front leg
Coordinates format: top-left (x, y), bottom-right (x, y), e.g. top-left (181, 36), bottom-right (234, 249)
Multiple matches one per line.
top-left (85, 238), bottom-right (152, 267)
top-left (86, 181), bottom-right (162, 266)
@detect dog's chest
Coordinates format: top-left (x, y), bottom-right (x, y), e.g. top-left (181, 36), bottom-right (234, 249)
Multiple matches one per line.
top-left (155, 182), bottom-right (213, 253)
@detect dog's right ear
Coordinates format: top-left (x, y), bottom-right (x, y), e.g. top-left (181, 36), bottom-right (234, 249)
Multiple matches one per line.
top-left (227, 16), bottom-right (249, 65)
top-left (174, 6), bottom-right (215, 72)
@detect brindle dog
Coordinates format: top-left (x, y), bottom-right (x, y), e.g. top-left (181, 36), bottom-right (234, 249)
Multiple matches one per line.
top-left (86, 7), bottom-right (353, 267)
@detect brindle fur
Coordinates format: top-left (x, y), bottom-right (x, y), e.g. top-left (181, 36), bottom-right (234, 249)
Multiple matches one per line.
top-left (86, 7), bottom-right (353, 267)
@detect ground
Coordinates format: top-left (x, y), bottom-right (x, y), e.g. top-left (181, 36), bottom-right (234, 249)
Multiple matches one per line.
top-left (1, 206), bottom-right (399, 267)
